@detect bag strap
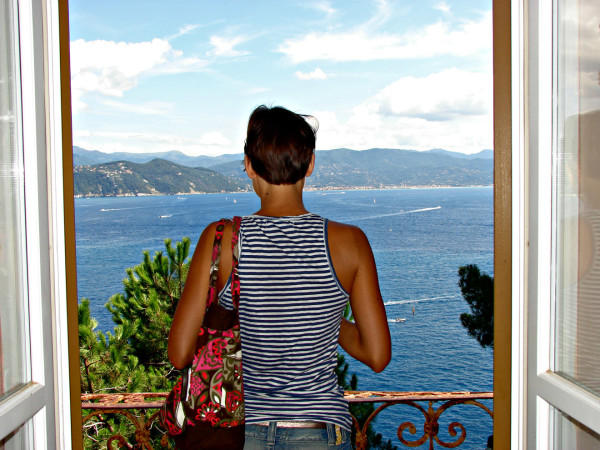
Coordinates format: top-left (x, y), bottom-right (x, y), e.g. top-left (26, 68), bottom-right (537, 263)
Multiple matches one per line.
top-left (230, 216), bottom-right (241, 310)
top-left (205, 217), bottom-right (242, 310)
top-left (206, 218), bottom-right (227, 310)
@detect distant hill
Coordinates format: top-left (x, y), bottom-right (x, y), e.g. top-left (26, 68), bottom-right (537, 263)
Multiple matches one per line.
top-left (210, 148), bottom-right (492, 189)
top-left (305, 148), bottom-right (493, 189)
top-left (73, 158), bottom-right (247, 197)
top-left (73, 146), bottom-right (242, 168)
top-left (72, 146), bottom-right (493, 196)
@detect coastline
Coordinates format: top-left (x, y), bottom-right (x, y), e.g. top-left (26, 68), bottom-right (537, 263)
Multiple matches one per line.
top-left (74, 184), bottom-right (493, 199)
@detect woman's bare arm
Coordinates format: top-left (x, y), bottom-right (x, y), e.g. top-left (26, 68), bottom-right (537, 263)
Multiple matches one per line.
top-left (328, 221), bottom-right (391, 373)
top-left (167, 221), bottom-right (232, 369)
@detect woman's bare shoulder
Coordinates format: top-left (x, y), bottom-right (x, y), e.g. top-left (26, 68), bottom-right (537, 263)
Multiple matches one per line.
top-left (327, 220), bottom-right (371, 249)
top-left (327, 219), bottom-right (375, 275)
top-left (198, 219), bottom-right (233, 244)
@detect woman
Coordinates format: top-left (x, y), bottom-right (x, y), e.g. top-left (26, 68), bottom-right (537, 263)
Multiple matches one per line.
top-left (168, 105), bottom-right (391, 449)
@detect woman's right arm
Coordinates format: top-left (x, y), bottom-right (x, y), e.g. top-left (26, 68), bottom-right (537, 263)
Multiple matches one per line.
top-left (167, 222), bottom-right (218, 369)
top-left (329, 222), bottom-right (391, 373)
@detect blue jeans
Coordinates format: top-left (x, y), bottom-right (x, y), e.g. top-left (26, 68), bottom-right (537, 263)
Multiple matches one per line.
top-left (244, 422), bottom-right (351, 449)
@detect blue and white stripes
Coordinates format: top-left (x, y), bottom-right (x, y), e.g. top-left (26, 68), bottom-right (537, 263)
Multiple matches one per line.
top-left (219, 213), bottom-right (351, 430)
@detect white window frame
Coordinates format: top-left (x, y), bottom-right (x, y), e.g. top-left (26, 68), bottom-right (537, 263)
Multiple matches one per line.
top-left (523, 0), bottom-right (600, 447)
top-left (0, 0), bottom-right (72, 447)
top-left (510, 0), bottom-right (527, 448)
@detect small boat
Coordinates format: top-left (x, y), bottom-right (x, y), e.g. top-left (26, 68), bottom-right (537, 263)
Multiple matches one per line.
top-left (394, 318), bottom-right (406, 322)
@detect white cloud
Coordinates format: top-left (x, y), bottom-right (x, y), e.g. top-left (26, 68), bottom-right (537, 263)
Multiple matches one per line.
top-left (166, 24), bottom-right (201, 41)
top-left (359, 68), bottom-right (491, 121)
top-left (311, 1), bottom-right (337, 19)
top-left (361, 0), bottom-right (392, 31)
top-left (315, 110), bottom-right (491, 154)
top-left (278, 11), bottom-right (491, 63)
top-left (99, 99), bottom-right (176, 116)
top-left (313, 69), bottom-right (492, 153)
top-left (70, 38), bottom-right (208, 112)
top-left (433, 2), bottom-right (451, 13)
top-left (295, 68), bottom-right (328, 80)
top-left (73, 130), bottom-right (234, 156)
top-left (208, 35), bottom-right (250, 57)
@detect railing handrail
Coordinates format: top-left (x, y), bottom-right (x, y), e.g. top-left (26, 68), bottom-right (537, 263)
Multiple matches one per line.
top-left (81, 390), bottom-right (493, 408)
top-left (345, 390), bottom-right (493, 402)
top-left (81, 391), bottom-right (494, 449)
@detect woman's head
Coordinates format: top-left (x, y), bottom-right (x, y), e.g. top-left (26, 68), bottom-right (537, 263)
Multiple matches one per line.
top-left (244, 105), bottom-right (318, 185)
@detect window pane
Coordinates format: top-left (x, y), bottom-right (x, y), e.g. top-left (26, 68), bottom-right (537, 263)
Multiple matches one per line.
top-left (553, 0), bottom-right (600, 396)
top-left (552, 405), bottom-right (600, 449)
top-left (0, 420), bottom-right (31, 450)
top-left (0, 0), bottom-right (30, 399)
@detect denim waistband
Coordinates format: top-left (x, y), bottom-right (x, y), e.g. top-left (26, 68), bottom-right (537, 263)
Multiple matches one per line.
top-left (255, 421), bottom-right (327, 429)
top-left (245, 422), bottom-right (350, 448)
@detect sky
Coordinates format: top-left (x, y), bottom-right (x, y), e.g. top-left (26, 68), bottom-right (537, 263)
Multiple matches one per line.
top-left (68, 0), bottom-right (493, 157)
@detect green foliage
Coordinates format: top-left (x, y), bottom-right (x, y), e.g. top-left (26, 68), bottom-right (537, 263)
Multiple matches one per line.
top-left (458, 264), bottom-right (494, 348)
top-left (106, 238), bottom-right (190, 369)
top-left (79, 238), bottom-right (192, 448)
top-left (80, 298), bottom-right (169, 449)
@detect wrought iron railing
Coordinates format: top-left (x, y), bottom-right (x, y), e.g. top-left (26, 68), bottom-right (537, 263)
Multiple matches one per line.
top-left (81, 391), bottom-right (493, 449)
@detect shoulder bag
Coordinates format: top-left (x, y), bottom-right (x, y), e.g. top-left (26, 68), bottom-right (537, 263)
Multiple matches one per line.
top-left (160, 217), bottom-right (244, 449)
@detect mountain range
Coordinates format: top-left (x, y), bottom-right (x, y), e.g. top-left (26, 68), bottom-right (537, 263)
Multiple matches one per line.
top-left (72, 146), bottom-right (493, 197)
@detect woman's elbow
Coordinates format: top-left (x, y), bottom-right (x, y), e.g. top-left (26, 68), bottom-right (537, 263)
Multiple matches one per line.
top-left (168, 346), bottom-right (190, 370)
top-left (368, 351), bottom-right (391, 373)
top-left (367, 339), bottom-right (391, 373)
top-left (170, 358), bottom-right (188, 370)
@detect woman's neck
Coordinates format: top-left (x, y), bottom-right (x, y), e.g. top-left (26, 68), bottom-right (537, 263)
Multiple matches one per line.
top-left (253, 178), bottom-right (309, 217)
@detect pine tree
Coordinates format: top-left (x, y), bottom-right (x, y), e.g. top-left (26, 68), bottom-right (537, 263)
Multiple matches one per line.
top-left (106, 238), bottom-right (190, 370)
top-left (458, 264), bottom-right (494, 348)
top-left (79, 239), bottom-right (191, 448)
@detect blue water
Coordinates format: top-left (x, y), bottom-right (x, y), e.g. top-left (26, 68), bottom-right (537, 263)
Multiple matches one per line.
top-left (75, 187), bottom-right (493, 449)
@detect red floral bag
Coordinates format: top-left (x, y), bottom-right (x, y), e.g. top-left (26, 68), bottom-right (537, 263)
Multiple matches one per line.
top-left (161, 217), bottom-right (244, 449)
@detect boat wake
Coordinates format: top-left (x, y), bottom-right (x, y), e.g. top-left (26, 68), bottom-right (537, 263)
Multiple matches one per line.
top-left (352, 206), bottom-right (441, 221)
top-left (384, 294), bottom-right (456, 306)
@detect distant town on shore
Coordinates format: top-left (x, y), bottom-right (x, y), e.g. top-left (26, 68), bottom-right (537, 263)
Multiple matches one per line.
top-left (72, 146), bottom-right (493, 198)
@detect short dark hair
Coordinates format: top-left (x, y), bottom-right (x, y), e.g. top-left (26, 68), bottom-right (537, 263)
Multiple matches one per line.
top-left (244, 105), bottom-right (318, 185)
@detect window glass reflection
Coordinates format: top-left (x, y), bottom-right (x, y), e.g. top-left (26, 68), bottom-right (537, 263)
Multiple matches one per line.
top-left (553, 0), bottom-right (600, 396)
top-left (0, 421), bottom-right (31, 450)
top-left (0, 0), bottom-right (30, 399)
top-left (552, 405), bottom-right (600, 449)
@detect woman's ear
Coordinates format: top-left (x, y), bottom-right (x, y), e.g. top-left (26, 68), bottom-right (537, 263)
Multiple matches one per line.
top-left (305, 153), bottom-right (316, 178)
top-left (244, 156), bottom-right (256, 179)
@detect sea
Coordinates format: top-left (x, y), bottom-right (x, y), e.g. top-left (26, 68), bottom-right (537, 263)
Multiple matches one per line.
top-left (75, 187), bottom-right (493, 449)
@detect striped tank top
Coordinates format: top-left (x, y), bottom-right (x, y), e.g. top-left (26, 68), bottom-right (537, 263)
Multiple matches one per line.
top-left (219, 213), bottom-right (352, 430)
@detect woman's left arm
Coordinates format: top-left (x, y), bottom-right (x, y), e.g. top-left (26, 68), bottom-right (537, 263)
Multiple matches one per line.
top-left (168, 222), bottom-right (219, 369)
